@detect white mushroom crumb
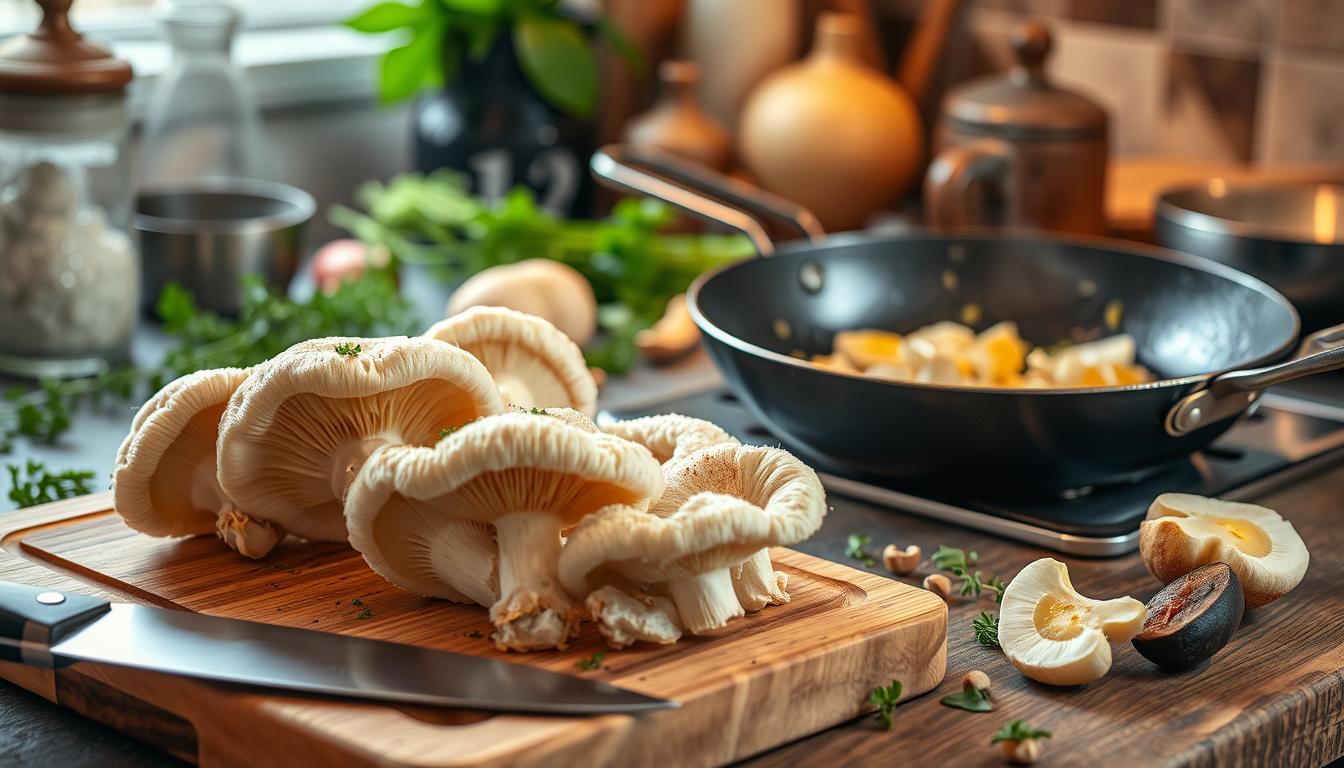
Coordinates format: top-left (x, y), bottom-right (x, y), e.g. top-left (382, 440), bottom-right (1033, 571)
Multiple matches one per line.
top-left (585, 585), bottom-right (683, 649)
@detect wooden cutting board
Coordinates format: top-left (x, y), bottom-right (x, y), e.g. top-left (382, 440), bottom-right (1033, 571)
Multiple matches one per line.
top-left (0, 493), bottom-right (946, 768)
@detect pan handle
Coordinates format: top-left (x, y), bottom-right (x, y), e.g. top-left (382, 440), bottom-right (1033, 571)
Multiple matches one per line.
top-left (590, 145), bottom-right (826, 256)
top-left (1166, 323), bottom-right (1344, 436)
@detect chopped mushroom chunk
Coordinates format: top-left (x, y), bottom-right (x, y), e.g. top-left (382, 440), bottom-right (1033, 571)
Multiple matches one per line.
top-left (216, 336), bottom-right (503, 544)
top-left (733, 548), bottom-right (790, 612)
top-left (585, 586), bottom-right (683, 649)
top-left (424, 306), bottom-right (597, 416)
top-left (113, 368), bottom-right (283, 559)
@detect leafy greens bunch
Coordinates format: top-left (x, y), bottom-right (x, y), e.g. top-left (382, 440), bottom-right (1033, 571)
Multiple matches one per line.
top-left (330, 170), bottom-right (752, 372)
top-left (345, 0), bottom-right (639, 114)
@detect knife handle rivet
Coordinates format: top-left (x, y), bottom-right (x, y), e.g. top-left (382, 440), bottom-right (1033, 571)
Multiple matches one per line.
top-left (35, 592), bottom-right (65, 605)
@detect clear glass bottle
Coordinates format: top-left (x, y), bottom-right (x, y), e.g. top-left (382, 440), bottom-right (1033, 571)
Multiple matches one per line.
top-left (139, 0), bottom-right (263, 187)
top-left (0, 0), bottom-right (138, 377)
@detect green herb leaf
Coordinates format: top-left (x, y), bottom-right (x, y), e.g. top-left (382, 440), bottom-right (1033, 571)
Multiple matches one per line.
top-left (576, 652), bottom-right (605, 670)
top-left (378, 22), bottom-right (443, 104)
top-left (596, 17), bottom-right (645, 74)
top-left (973, 611), bottom-right (1000, 648)
top-left (931, 545), bottom-right (976, 572)
top-left (345, 1), bottom-right (425, 33)
top-left (845, 534), bottom-right (876, 567)
top-left (513, 14), bottom-right (598, 117)
top-left (991, 720), bottom-right (1051, 744)
top-left (356, 607), bottom-right (375, 620)
top-left (868, 680), bottom-right (902, 731)
top-left (351, 598), bottom-right (364, 606)
top-left (5, 461), bottom-right (96, 509)
top-left (528, 407), bottom-right (545, 415)
top-left (441, 0), bottom-right (504, 12)
top-left (335, 342), bottom-right (363, 356)
top-left (463, 630), bottom-right (483, 638)
top-left (940, 687), bottom-right (993, 712)
top-left (987, 575), bottom-right (1008, 603)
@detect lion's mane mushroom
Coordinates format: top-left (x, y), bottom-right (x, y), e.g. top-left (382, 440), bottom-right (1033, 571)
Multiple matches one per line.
top-left (594, 414), bottom-right (794, 610)
top-left (113, 368), bottom-right (284, 558)
top-left (424, 306), bottom-right (597, 416)
top-left (216, 336), bottom-right (503, 545)
top-left (560, 443), bottom-right (827, 637)
top-left (661, 443), bottom-right (825, 612)
top-left (596, 413), bottom-right (737, 464)
top-left (349, 411), bottom-right (662, 651)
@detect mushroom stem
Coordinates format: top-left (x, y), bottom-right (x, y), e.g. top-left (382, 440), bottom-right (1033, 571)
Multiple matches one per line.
top-left (426, 519), bottom-right (498, 607)
top-left (666, 567), bottom-right (744, 634)
top-left (733, 548), bottom-right (790, 612)
top-left (491, 510), bottom-right (580, 651)
top-left (215, 503), bottom-right (284, 560)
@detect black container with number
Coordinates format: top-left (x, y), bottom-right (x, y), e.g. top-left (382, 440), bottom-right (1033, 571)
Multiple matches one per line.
top-left (412, 33), bottom-right (594, 218)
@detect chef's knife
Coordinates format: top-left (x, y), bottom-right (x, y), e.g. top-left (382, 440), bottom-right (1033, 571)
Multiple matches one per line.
top-left (0, 581), bottom-right (674, 715)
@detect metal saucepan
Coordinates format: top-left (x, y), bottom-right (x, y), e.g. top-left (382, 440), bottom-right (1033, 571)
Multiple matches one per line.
top-left (136, 178), bottom-right (315, 316)
top-left (591, 145), bottom-right (1344, 494)
top-left (1156, 180), bottom-right (1344, 332)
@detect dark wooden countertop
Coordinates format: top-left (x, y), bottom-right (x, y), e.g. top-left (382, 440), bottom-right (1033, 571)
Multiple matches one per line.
top-left (4, 354), bottom-right (1344, 767)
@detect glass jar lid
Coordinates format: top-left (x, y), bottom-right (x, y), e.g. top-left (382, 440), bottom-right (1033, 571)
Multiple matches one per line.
top-left (944, 21), bottom-right (1107, 141)
top-left (0, 0), bottom-right (133, 95)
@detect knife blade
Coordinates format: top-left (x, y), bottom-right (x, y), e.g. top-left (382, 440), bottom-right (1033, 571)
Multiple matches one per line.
top-left (0, 581), bottom-right (674, 715)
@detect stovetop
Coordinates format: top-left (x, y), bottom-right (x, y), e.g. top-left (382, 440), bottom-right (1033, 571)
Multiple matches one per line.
top-left (608, 382), bottom-right (1344, 557)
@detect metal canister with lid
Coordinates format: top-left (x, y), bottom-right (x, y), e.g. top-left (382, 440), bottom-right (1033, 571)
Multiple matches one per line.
top-left (923, 21), bottom-right (1109, 236)
top-left (0, 0), bottom-right (137, 377)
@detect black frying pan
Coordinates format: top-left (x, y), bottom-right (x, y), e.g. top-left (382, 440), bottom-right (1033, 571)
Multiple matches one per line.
top-left (592, 146), bottom-right (1344, 494)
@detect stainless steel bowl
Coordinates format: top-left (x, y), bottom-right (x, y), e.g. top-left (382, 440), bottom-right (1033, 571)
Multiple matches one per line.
top-left (135, 178), bottom-right (315, 315)
top-left (1156, 180), bottom-right (1344, 331)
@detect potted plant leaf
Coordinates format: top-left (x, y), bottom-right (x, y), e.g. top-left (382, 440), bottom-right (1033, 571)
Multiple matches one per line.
top-left (346, 0), bottom-right (640, 218)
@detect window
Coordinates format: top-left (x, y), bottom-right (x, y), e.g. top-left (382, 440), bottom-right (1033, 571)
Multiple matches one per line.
top-left (0, 0), bottom-right (369, 39)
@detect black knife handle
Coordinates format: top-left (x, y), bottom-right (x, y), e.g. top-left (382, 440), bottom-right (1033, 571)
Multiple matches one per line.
top-left (0, 581), bottom-right (110, 668)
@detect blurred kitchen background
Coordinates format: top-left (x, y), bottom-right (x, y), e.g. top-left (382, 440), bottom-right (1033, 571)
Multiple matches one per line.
top-left (2, 0), bottom-right (1338, 250)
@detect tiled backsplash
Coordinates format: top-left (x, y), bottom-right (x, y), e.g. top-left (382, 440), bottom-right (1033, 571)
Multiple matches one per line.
top-left (882, 0), bottom-right (1344, 168)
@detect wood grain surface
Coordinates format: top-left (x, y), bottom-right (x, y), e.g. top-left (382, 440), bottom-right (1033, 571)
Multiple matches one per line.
top-left (0, 494), bottom-right (947, 768)
top-left (744, 456), bottom-right (1344, 768)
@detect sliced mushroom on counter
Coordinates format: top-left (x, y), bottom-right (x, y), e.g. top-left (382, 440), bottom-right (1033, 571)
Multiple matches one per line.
top-left (424, 306), bottom-right (598, 416)
top-left (560, 443), bottom-right (827, 637)
top-left (350, 411), bottom-right (663, 652)
top-left (113, 368), bottom-right (283, 558)
top-left (216, 336), bottom-right (504, 545)
top-left (596, 412), bottom-right (738, 465)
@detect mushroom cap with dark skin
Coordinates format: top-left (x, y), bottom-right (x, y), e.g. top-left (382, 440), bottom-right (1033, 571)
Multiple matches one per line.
top-left (216, 336), bottom-right (504, 542)
top-left (424, 306), bottom-right (598, 416)
top-left (1132, 562), bottom-right (1244, 671)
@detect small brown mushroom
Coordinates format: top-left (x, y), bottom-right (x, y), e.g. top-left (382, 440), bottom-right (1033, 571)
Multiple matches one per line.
top-left (963, 670), bottom-right (991, 693)
top-left (923, 573), bottom-right (955, 602)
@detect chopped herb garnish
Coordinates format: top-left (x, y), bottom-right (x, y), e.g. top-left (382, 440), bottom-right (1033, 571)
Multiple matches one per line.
top-left (940, 686), bottom-right (993, 712)
top-left (350, 598), bottom-right (364, 606)
top-left (846, 534), bottom-right (877, 567)
top-left (868, 680), bottom-right (903, 731)
top-left (463, 630), bottom-right (483, 638)
top-left (5, 460), bottom-right (95, 508)
top-left (933, 545), bottom-right (1008, 602)
top-left (987, 575), bottom-right (1008, 603)
top-left (576, 652), bottom-right (605, 671)
top-left (355, 607), bottom-right (374, 620)
top-left (335, 342), bottom-right (362, 356)
top-left (528, 406), bottom-right (546, 415)
top-left (991, 720), bottom-right (1051, 744)
top-left (973, 611), bottom-right (1000, 648)
top-left (265, 562), bottom-right (300, 575)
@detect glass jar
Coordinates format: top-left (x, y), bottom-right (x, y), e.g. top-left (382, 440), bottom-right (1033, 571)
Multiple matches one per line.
top-left (0, 0), bottom-right (137, 378)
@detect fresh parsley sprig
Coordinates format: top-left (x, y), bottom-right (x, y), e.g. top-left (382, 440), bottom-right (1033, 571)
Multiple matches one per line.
top-left (5, 461), bottom-right (96, 509)
top-left (973, 611), bottom-right (1000, 649)
top-left (933, 545), bottom-right (1009, 603)
top-left (941, 686), bottom-right (992, 713)
top-left (868, 680), bottom-right (903, 731)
